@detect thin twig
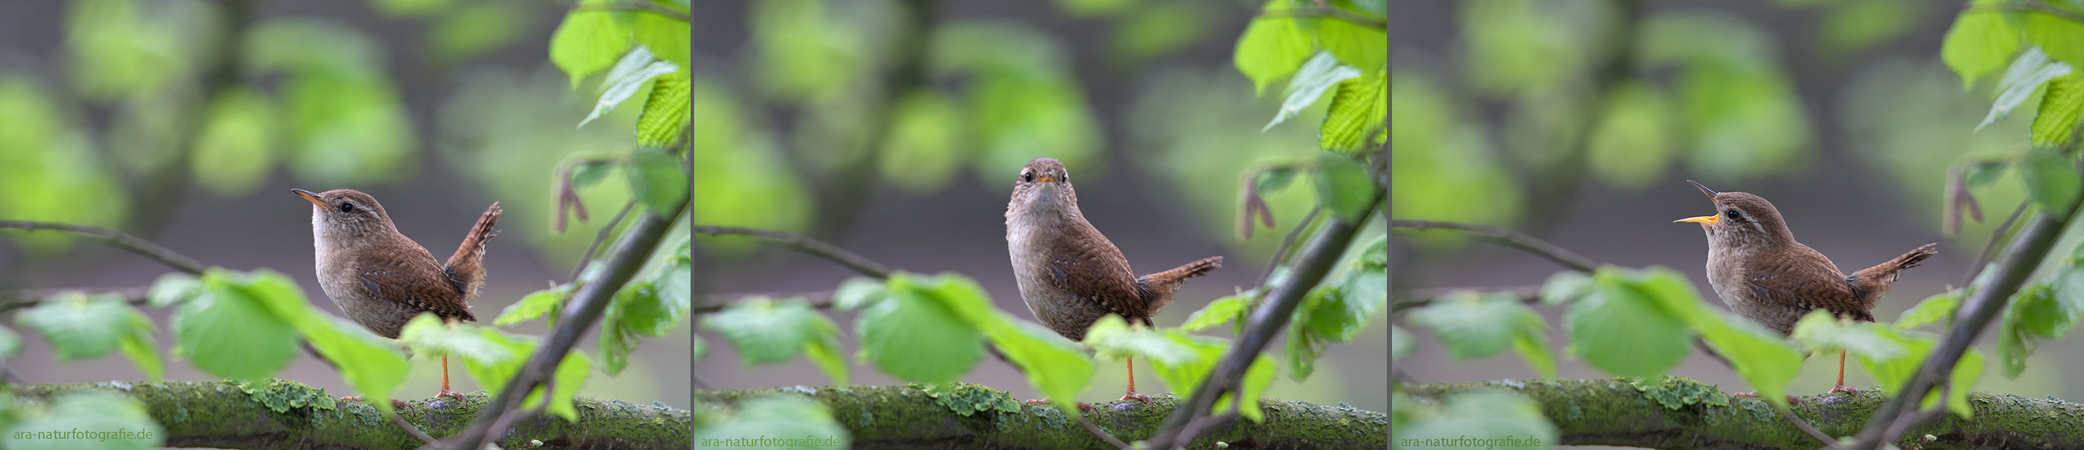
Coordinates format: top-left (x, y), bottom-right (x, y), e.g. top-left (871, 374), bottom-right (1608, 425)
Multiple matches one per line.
top-left (1389, 285), bottom-right (1540, 314)
top-left (1962, 201), bottom-right (2029, 285)
top-left (0, 221), bottom-right (208, 275)
top-left (1145, 196), bottom-right (1380, 449)
top-left (572, 201), bottom-right (637, 281)
top-left (1256, 207), bottom-right (1321, 288)
top-left (390, 413), bottom-right (438, 445)
top-left (1075, 414), bottom-right (1131, 450)
top-left (693, 226), bottom-right (894, 279)
top-left (694, 291), bottom-right (833, 314)
top-left (1390, 219), bottom-right (1599, 273)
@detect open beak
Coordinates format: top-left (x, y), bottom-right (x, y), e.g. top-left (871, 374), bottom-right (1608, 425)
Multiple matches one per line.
top-left (291, 189), bottom-right (326, 207)
top-left (1676, 180), bottom-right (1720, 225)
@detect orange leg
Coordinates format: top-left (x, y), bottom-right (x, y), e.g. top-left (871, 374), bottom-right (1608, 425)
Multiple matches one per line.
top-left (1829, 350), bottom-right (1860, 396)
top-left (438, 355), bottom-right (465, 400)
top-left (1121, 356), bottom-right (1151, 402)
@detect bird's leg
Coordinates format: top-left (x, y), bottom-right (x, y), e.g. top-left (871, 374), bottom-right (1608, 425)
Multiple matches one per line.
top-left (1121, 356), bottom-right (1152, 403)
top-left (437, 355), bottom-right (466, 400)
top-left (1829, 350), bottom-right (1860, 396)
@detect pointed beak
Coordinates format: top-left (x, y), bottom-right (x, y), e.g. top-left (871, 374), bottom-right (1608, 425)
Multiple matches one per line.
top-left (1035, 173), bottom-right (1058, 183)
top-left (1687, 180), bottom-right (1718, 198)
top-left (292, 189), bottom-right (326, 207)
top-left (1675, 215), bottom-right (1718, 225)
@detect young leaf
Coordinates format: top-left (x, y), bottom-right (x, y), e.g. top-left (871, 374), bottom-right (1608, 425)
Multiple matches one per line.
top-left (568, 160), bottom-right (614, 189)
top-left (1313, 153), bottom-right (1376, 225)
top-left (989, 320), bottom-right (1094, 413)
top-left (4, 391), bottom-right (165, 449)
top-left (1978, 53), bottom-right (2072, 132)
top-left (1790, 310), bottom-right (1908, 361)
top-left (495, 287), bottom-right (566, 326)
top-left (830, 277), bottom-right (888, 311)
top-left (1564, 271), bottom-right (1690, 378)
top-left (628, 147), bottom-right (689, 213)
top-left (147, 272), bottom-right (202, 309)
top-left (692, 396), bottom-right (851, 449)
top-left (1320, 69), bottom-right (1387, 154)
top-left (1182, 294), bottom-right (1249, 332)
top-left (2022, 148), bottom-right (2080, 217)
top-left (301, 314), bottom-right (409, 416)
top-left (18, 292), bottom-right (134, 360)
top-left (2032, 73), bottom-right (2084, 148)
top-left (635, 71), bottom-right (693, 147)
top-left (1318, 17), bottom-right (1386, 72)
top-left (1407, 291), bottom-right (1519, 359)
top-left (172, 274), bottom-right (300, 380)
top-left (1539, 271), bottom-right (1595, 306)
top-left (1255, 166), bottom-right (1300, 194)
top-left (1896, 289), bottom-right (1964, 330)
top-left (856, 282), bottom-right (984, 383)
top-left (1509, 307), bottom-right (1556, 379)
top-left (1232, 2), bottom-right (1313, 94)
top-left (0, 325), bottom-right (19, 359)
top-left (117, 314), bottom-right (162, 380)
top-left (1265, 52), bottom-right (1361, 131)
top-left (1390, 324), bottom-right (1412, 362)
top-left (1396, 391), bottom-right (1559, 449)
top-left (1941, 11), bottom-right (2021, 89)
top-left (521, 351), bottom-right (593, 422)
top-left (581, 55), bottom-right (677, 128)
top-left (1211, 355), bottom-right (1278, 423)
top-left (700, 297), bottom-right (834, 365)
top-left (631, 6), bottom-right (691, 69)
top-left (2024, 10), bottom-right (2084, 66)
top-left (549, 6), bottom-right (633, 88)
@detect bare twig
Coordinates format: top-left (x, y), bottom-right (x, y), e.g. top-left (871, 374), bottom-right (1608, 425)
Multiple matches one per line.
top-left (693, 226), bottom-right (894, 279)
top-left (1962, 201), bottom-right (2029, 285)
top-left (1145, 195), bottom-right (1380, 449)
top-left (1848, 200), bottom-right (2081, 449)
top-left (0, 221), bottom-right (207, 275)
top-left (1390, 285), bottom-right (1540, 314)
top-left (431, 195), bottom-right (688, 450)
top-left (695, 291), bottom-right (833, 314)
top-left (1256, 207), bottom-right (1321, 288)
top-left (572, 201), bottom-right (637, 281)
top-left (1390, 219), bottom-right (1599, 273)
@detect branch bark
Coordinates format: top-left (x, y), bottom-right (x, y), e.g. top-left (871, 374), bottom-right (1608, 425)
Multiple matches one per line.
top-left (1390, 220), bottom-right (1598, 273)
top-left (697, 385), bottom-right (1386, 449)
top-left (693, 225), bottom-right (893, 279)
top-left (1400, 378), bottom-right (2084, 450)
top-left (0, 221), bottom-right (208, 274)
top-left (10, 381), bottom-right (689, 450)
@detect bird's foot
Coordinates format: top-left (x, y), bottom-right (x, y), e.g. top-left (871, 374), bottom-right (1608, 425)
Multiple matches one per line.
top-left (1829, 385), bottom-right (1860, 396)
top-left (341, 395), bottom-right (362, 402)
top-left (437, 389), bottom-right (468, 401)
top-left (1733, 391), bottom-right (1805, 405)
top-left (1120, 392), bottom-right (1152, 403)
top-left (1024, 398), bottom-right (1095, 412)
top-left (392, 399), bottom-right (413, 411)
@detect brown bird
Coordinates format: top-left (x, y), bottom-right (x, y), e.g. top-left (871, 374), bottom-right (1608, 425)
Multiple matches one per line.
top-left (1006, 158), bottom-right (1223, 402)
top-left (1675, 180), bottom-right (1936, 395)
top-left (295, 188), bottom-right (500, 400)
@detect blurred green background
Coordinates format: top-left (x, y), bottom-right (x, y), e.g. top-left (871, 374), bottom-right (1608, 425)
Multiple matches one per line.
top-left (1393, 0), bottom-right (2082, 401)
top-left (691, 0), bottom-right (1389, 412)
top-left (0, 0), bottom-right (692, 409)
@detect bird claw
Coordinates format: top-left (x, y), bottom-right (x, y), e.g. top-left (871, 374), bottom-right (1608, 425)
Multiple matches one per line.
top-left (1120, 392), bottom-right (1152, 403)
top-left (391, 399), bottom-right (413, 411)
top-left (1829, 385), bottom-right (1861, 396)
top-left (437, 390), bottom-right (468, 401)
top-left (1733, 391), bottom-right (1805, 405)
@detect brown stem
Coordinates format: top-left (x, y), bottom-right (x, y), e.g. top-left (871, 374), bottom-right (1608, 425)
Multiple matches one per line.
top-left (1256, 207), bottom-right (1321, 288)
top-left (0, 221), bottom-right (208, 275)
top-left (571, 200), bottom-right (637, 281)
top-left (1390, 219), bottom-right (1600, 273)
top-left (693, 226), bottom-right (894, 279)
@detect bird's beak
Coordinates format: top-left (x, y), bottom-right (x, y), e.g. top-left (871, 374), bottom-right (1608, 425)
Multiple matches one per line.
top-left (1036, 173), bottom-right (1058, 183)
top-left (1687, 180), bottom-right (1718, 198)
top-left (1675, 215), bottom-right (1718, 225)
top-left (292, 189), bottom-right (326, 207)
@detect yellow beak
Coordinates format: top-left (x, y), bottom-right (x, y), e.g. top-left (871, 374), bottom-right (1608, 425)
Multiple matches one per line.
top-left (1036, 173), bottom-right (1057, 183)
top-left (1675, 215), bottom-right (1718, 225)
top-left (292, 189), bottom-right (326, 207)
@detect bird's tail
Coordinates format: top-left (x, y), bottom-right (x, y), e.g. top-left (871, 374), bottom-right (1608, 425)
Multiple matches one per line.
top-left (1850, 243), bottom-right (1936, 309)
top-left (1138, 256), bottom-right (1223, 313)
top-left (444, 202), bottom-right (502, 300)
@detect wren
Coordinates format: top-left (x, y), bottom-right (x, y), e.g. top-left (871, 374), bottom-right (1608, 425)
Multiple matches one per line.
top-left (295, 188), bottom-right (500, 399)
top-left (1006, 158), bottom-right (1223, 402)
top-left (1675, 180), bottom-right (1936, 395)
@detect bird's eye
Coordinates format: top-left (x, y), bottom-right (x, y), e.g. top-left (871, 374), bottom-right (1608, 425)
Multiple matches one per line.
top-left (340, 203), bottom-right (355, 213)
top-left (1060, 172), bottom-right (1068, 182)
top-left (1022, 172), bottom-right (1034, 183)
top-left (1724, 209), bottom-right (1740, 220)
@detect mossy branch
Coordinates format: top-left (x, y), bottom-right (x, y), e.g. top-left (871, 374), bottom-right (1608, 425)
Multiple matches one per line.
top-left (1399, 378), bottom-right (2084, 450)
top-left (697, 385), bottom-right (1386, 449)
top-left (9, 381), bottom-right (690, 450)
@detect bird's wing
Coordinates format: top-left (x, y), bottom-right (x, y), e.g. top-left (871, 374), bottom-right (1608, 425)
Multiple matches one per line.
top-left (355, 243), bottom-right (477, 323)
top-left (1742, 248), bottom-right (1873, 323)
top-left (1048, 218), bottom-right (1150, 325)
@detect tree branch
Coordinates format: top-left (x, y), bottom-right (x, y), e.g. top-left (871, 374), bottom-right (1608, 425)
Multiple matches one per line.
top-left (1390, 220), bottom-right (1599, 273)
top-left (693, 226), bottom-right (894, 279)
top-left (9, 381), bottom-right (689, 450)
top-left (1256, 207), bottom-right (1321, 287)
top-left (0, 221), bottom-right (208, 275)
top-left (571, 200), bottom-right (636, 281)
top-left (1390, 285), bottom-right (1540, 314)
top-left (1400, 378), bottom-right (2084, 449)
top-left (436, 196), bottom-right (689, 450)
top-left (1849, 198), bottom-right (2084, 449)
top-left (697, 385), bottom-right (1385, 449)
top-left (694, 291), bottom-right (833, 314)
top-left (1145, 194), bottom-right (1381, 449)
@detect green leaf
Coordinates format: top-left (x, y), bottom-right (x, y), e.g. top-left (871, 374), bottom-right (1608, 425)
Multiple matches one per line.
top-left (1998, 278), bottom-right (2084, 377)
top-left (1965, 160), bottom-right (2009, 188)
top-left (1182, 294), bottom-right (1249, 332)
top-left (569, 159), bottom-right (614, 189)
top-left (2033, 72), bottom-right (2084, 148)
top-left (2025, 10), bottom-right (2084, 66)
top-left (1396, 391), bottom-right (1560, 450)
top-left (636, 71), bottom-right (693, 148)
top-left (0, 325), bottom-right (19, 359)
top-left (1212, 355), bottom-right (1278, 423)
top-left (429, 1), bottom-right (527, 62)
top-left (1320, 69), bottom-right (1388, 154)
top-left (691, 396), bottom-right (851, 449)
top-left (1853, 329), bottom-right (1939, 399)
top-left (522, 351), bottom-right (593, 422)
top-left (191, 88), bottom-right (277, 196)
top-left (1232, 4), bottom-right (1314, 94)
top-left (617, 282), bottom-right (688, 337)
top-left (856, 278), bottom-right (984, 383)
top-left (1255, 166), bottom-right (1300, 194)
top-left (1318, 17), bottom-right (1386, 73)
top-left (1538, 271), bottom-right (1595, 306)
top-left (1895, 289), bottom-right (1963, 329)
top-left (1564, 270), bottom-right (1691, 377)
top-left (831, 277), bottom-right (888, 311)
top-left (147, 272), bottom-right (202, 309)
top-left (18, 292), bottom-right (134, 360)
top-left (989, 320), bottom-right (1094, 413)
top-left (877, 91), bottom-right (966, 193)
top-left (631, 7), bottom-right (692, 69)
top-left (400, 314), bottom-right (516, 367)
top-left (2022, 148), bottom-right (2080, 217)
top-left (549, 8), bottom-right (633, 88)
top-left (1941, 11), bottom-right (2020, 89)
top-left (1586, 83), bottom-right (1674, 189)
top-left (1313, 154), bottom-right (1376, 225)
top-left (1286, 314), bottom-right (1324, 381)
top-left (171, 272), bottom-right (301, 380)
top-left (1311, 269), bottom-right (1387, 341)
top-left (581, 49), bottom-right (677, 128)
top-left (117, 314), bottom-right (162, 380)
top-left (1390, 325), bottom-right (1412, 362)
top-left (301, 314), bottom-right (408, 416)
top-left (1508, 305), bottom-right (1556, 379)
top-left (1265, 52), bottom-right (1361, 132)
top-left (3, 391), bottom-right (165, 450)
top-left (699, 297), bottom-right (836, 365)
top-left (1979, 49), bottom-right (2072, 132)
top-left (1407, 291), bottom-right (1520, 359)
top-left (628, 147), bottom-right (689, 214)
top-left (1791, 310), bottom-right (1909, 361)
top-left (495, 287), bottom-right (565, 326)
